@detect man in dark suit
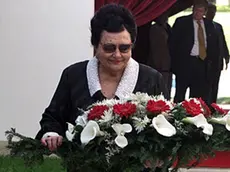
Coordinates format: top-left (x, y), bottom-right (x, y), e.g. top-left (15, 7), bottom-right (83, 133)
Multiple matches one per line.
top-left (147, 11), bottom-right (172, 100)
top-left (170, 2), bottom-right (219, 104)
top-left (206, 2), bottom-right (229, 103)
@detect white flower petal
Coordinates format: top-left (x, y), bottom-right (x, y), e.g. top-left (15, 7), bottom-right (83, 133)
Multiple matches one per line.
top-left (112, 123), bottom-right (132, 148)
top-left (75, 114), bottom-right (88, 127)
top-left (65, 131), bottom-right (75, 141)
top-left (200, 123), bottom-right (213, 136)
top-left (155, 94), bottom-right (165, 100)
top-left (143, 116), bottom-right (151, 123)
top-left (211, 115), bottom-right (230, 131)
top-left (226, 116), bottom-right (230, 131)
top-left (210, 117), bottom-right (226, 124)
top-left (122, 124), bottom-right (132, 133)
top-left (183, 114), bottom-right (213, 135)
top-left (112, 124), bottom-right (122, 135)
top-left (66, 122), bottom-right (75, 141)
top-left (80, 127), bottom-right (97, 145)
top-left (80, 120), bottom-right (104, 145)
top-left (115, 135), bottom-right (128, 148)
top-left (66, 122), bottom-right (75, 133)
top-left (152, 114), bottom-right (176, 137)
top-left (132, 116), bottom-right (150, 133)
top-left (184, 114), bottom-right (207, 127)
top-left (98, 109), bottom-right (114, 123)
top-left (94, 99), bottom-right (120, 107)
top-left (122, 92), bottom-right (152, 103)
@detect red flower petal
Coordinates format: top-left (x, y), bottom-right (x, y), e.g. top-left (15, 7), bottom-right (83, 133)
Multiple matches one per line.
top-left (211, 103), bottom-right (229, 115)
top-left (198, 98), bottom-right (211, 117)
top-left (182, 99), bottom-right (202, 116)
top-left (113, 102), bottom-right (136, 118)
top-left (146, 100), bottom-right (170, 114)
top-left (88, 105), bottom-right (109, 120)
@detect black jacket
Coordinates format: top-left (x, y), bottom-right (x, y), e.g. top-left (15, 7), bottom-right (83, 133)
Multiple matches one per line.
top-left (170, 15), bottom-right (219, 76)
top-left (213, 21), bottom-right (229, 70)
top-left (36, 60), bottom-right (167, 139)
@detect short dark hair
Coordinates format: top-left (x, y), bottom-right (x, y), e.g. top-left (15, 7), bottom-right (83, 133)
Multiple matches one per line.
top-left (90, 3), bottom-right (137, 47)
top-left (207, 2), bottom-right (217, 10)
top-left (193, 0), bottom-right (208, 9)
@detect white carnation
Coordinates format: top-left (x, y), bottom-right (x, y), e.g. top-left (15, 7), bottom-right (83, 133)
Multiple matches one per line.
top-left (122, 92), bottom-right (152, 103)
top-left (94, 99), bottom-right (121, 107)
top-left (98, 108), bottom-right (114, 124)
top-left (132, 116), bottom-right (150, 133)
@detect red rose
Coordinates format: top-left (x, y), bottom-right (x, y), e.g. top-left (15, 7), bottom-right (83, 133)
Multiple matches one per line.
top-left (198, 98), bottom-right (211, 117)
top-left (182, 99), bottom-right (203, 116)
top-left (211, 103), bottom-right (229, 115)
top-left (113, 102), bottom-right (136, 118)
top-left (88, 105), bottom-right (109, 120)
top-left (146, 100), bottom-right (170, 114)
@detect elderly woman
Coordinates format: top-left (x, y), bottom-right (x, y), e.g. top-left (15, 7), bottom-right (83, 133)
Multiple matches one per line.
top-left (36, 3), bottom-right (167, 172)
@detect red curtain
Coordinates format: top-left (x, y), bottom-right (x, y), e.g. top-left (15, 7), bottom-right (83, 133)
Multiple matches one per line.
top-left (95, 0), bottom-right (177, 27)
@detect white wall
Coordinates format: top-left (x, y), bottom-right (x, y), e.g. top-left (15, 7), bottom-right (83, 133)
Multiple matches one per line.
top-left (216, 0), bottom-right (229, 6)
top-left (0, 0), bottom-right (94, 140)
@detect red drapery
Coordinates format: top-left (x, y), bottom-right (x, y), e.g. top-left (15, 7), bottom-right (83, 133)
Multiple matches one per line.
top-left (173, 151), bottom-right (230, 168)
top-left (95, 0), bottom-right (177, 27)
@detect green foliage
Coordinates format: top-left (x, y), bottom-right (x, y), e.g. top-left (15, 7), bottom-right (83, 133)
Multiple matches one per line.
top-left (217, 6), bottom-right (230, 12)
top-left (5, 123), bottom-right (226, 172)
top-left (0, 156), bottom-right (64, 172)
top-left (5, 107), bottom-right (230, 171)
top-left (5, 128), bottom-right (51, 167)
top-left (209, 124), bottom-right (230, 151)
top-left (217, 97), bottom-right (230, 104)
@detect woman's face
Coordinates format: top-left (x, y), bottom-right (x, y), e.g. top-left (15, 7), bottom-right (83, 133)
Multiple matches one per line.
top-left (95, 29), bottom-right (132, 74)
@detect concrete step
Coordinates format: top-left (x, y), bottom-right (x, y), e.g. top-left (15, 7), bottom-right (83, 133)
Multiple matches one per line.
top-left (0, 141), bottom-right (10, 155)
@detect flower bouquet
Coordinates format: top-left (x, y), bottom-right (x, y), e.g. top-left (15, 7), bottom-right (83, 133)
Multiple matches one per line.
top-left (5, 93), bottom-right (230, 172)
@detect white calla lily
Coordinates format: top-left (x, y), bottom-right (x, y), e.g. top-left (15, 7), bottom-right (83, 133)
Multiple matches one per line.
top-left (112, 123), bottom-right (132, 148)
top-left (65, 122), bottom-right (76, 141)
top-left (210, 114), bottom-right (230, 131)
top-left (75, 113), bottom-right (88, 127)
top-left (80, 120), bottom-right (104, 145)
top-left (152, 114), bottom-right (176, 137)
top-left (182, 114), bottom-right (213, 136)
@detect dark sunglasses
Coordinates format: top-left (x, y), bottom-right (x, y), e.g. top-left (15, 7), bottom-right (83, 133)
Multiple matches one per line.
top-left (101, 43), bottom-right (133, 53)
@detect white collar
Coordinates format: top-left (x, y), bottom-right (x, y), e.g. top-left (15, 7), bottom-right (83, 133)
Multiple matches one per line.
top-left (86, 57), bottom-right (139, 99)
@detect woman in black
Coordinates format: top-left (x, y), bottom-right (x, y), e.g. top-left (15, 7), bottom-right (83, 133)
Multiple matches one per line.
top-left (36, 3), bottom-right (167, 172)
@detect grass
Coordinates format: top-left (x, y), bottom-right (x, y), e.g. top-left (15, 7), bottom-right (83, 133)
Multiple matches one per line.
top-left (0, 156), bottom-right (65, 172)
top-left (217, 97), bottom-right (230, 104)
top-left (217, 5), bottom-right (230, 12)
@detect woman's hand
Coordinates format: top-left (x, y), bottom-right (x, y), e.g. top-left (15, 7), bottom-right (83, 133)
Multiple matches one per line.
top-left (144, 159), bottom-right (163, 169)
top-left (41, 136), bottom-right (63, 151)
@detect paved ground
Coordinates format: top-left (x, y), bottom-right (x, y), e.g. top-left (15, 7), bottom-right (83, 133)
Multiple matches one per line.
top-left (218, 69), bottom-right (230, 98)
top-left (0, 141), bottom-right (9, 155)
